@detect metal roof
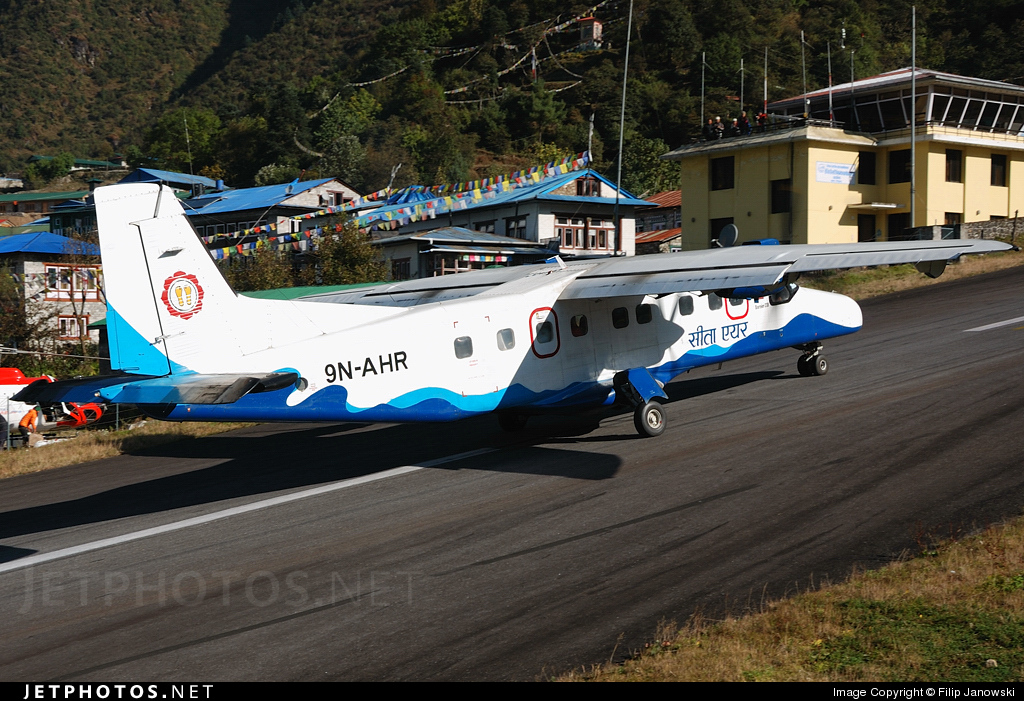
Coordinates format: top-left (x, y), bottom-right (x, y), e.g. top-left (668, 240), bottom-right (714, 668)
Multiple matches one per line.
top-left (0, 232), bottom-right (100, 256)
top-left (358, 170), bottom-right (650, 226)
top-left (770, 67), bottom-right (1024, 110)
top-left (635, 227), bottom-right (683, 244)
top-left (422, 244), bottom-right (552, 256)
top-left (119, 169), bottom-right (220, 189)
top-left (642, 191), bottom-right (682, 209)
top-left (183, 179), bottom-right (335, 217)
top-left (375, 226), bottom-right (548, 247)
top-left (0, 190), bottom-right (90, 203)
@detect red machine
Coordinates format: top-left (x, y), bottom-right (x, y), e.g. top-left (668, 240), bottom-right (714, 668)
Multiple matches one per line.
top-left (0, 368), bottom-right (104, 431)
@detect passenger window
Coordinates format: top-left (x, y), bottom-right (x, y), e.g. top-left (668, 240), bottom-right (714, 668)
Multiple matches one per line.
top-left (570, 315), bottom-right (589, 337)
top-left (454, 336), bottom-right (473, 359)
top-left (707, 293), bottom-right (723, 311)
top-left (635, 304), bottom-right (653, 324)
top-left (678, 296), bottom-right (694, 315)
top-left (729, 297), bottom-right (744, 307)
top-left (496, 328), bottom-right (515, 351)
top-left (612, 307), bottom-right (629, 329)
top-left (535, 321), bottom-right (554, 344)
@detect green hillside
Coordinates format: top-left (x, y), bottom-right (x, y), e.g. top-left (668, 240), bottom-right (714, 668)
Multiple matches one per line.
top-left (2, 0), bottom-right (1022, 191)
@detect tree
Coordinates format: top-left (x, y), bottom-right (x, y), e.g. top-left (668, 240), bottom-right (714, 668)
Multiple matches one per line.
top-left (300, 219), bottom-right (388, 286)
top-left (222, 245), bottom-right (295, 292)
top-left (144, 107), bottom-right (223, 174)
top-left (23, 153), bottom-right (75, 187)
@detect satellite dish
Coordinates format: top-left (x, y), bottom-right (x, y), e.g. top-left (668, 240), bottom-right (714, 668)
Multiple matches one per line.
top-left (719, 223), bottom-right (739, 247)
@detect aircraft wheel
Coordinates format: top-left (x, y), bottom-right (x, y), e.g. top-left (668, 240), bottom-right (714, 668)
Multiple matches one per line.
top-left (811, 355), bottom-right (828, 376)
top-left (797, 355), bottom-right (813, 376)
top-left (497, 412), bottom-right (529, 432)
top-left (633, 401), bottom-right (666, 438)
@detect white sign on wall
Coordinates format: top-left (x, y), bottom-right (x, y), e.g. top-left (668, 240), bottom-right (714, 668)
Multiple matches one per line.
top-left (816, 161), bottom-right (856, 184)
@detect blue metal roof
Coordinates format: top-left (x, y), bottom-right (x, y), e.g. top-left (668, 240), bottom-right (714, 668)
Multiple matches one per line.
top-left (358, 170), bottom-right (650, 227)
top-left (0, 232), bottom-right (100, 256)
top-left (183, 179), bottom-right (334, 217)
top-left (376, 226), bottom-right (548, 247)
top-left (119, 169), bottom-right (219, 189)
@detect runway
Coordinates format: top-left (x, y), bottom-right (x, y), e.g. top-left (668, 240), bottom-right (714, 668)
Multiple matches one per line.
top-left (1, 266), bottom-right (1023, 681)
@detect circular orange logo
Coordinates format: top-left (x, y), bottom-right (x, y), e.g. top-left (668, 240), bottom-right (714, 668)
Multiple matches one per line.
top-left (161, 271), bottom-right (204, 320)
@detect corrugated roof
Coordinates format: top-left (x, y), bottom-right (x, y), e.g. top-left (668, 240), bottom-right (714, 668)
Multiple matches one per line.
top-left (375, 226), bottom-right (548, 247)
top-left (183, 179), bottom-right (334, 216)
top-left (119, 169), bottom-right (220, 188)
top-left (635, 227), bottom-right (683, 244)
top-left (358, 170), bottom-right (650, 226)
top-left (0, 190), bottom-right (89, 203)
top-left (643, 191), bottom-right (681, 209)
top-left (0, 232), bottom-right (100, 256)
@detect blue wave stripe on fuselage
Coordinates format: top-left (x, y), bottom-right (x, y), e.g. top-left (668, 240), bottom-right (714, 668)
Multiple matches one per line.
top-left (160, 313), bottom-right (858, 422)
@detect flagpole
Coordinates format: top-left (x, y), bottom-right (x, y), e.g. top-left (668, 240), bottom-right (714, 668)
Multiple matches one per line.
top-left (613, 0), bottom-right (633, 255)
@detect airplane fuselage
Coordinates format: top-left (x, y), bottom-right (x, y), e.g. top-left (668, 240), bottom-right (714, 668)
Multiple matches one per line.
top-left (153, 286), bottom-right (862, 423)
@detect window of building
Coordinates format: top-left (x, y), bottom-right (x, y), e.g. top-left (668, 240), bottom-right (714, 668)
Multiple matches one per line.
top-left (888, 212), bottom-right (911, 240)
top-left (945, 212), bottom-right (962, 226)
top-left (991, 154), bottom-right (1007, 187)
top-left (888, 149), bottom-right (911, 184)
top-left (612, 307), bottom-right (629, 329)
top-left (858, 151), bottom-right (877, 185)
top-left (678, 296), bottom-right (694, 316)
top-left (497, 328), bottom-right (515, 350)
top-left (473, 221), bottom-right (495, 233)
top-left (710, 156), bottom-right (735, 191)
top-left (946, 149), bottom-right (963, 183)
top-left (391, 258), bottom-right (411, 281)
top-left (770, 179), bottom-right (792, 214)
top-left (454, 336), bottom-right (473, 359)
top-left (44, 265), bottom-right (101, 301)
top-left (332, 192), bottom-right (351, 207)
top-left (505, 216), bottom-right (527, 238)
top-left (58, 315), bottom-right (89, 340)
top-left (635, 304), bottom-right (653, 324)
top-left (576, 176), bottom-right (600, 197)
top-left (556, 216), bottom-right (586, 249)
top-left (709, 217), bottom-right (734, 247)
top-left (570, 315), bottom-right (589, 337)
top-left (707, 293), bottom-right (723, 311)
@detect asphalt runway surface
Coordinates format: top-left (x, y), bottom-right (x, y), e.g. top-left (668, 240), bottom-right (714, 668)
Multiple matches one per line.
top-left (1, 267), bottom-right (1023, 681)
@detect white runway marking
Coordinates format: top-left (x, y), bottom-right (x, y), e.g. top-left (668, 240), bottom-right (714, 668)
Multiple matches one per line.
top-left (963, 315), bottom-right (1024, 332)
top-left (0, 448), bottom-right (496, 575)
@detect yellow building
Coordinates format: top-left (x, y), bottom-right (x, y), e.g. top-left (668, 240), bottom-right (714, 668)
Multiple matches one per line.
top-left (662, 68), bottom-right (1024, 249)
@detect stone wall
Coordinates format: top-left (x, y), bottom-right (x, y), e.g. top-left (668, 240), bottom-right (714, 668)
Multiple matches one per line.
top-left (962, 216), bottom-right (1024, 241)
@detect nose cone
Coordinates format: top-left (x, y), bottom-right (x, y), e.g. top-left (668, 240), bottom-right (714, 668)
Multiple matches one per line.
top-left (830, 291), bottom-right (863, 330)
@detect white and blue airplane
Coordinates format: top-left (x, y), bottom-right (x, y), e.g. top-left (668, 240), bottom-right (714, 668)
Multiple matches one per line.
top-left (16, 184), bottom-right (1012, 437)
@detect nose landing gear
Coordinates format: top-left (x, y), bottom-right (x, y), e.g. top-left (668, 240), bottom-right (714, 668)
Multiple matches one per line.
top-left (795, 342), bottom-right (828, 376)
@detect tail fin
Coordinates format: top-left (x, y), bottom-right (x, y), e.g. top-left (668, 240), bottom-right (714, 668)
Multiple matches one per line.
top-left (96, 184), bottom-right (250, 375)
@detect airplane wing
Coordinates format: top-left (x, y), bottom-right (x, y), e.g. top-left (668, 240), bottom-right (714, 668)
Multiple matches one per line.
top-left (302, 239), bottom-right (1012, 306)
top-left (13, 372), bottom-right (298, 406)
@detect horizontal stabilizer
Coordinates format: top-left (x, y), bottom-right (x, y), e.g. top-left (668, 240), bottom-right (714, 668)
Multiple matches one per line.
top-left (11, 374), bottom-right (158, 405)
top-left (101, 372), bottom-right (299, 405)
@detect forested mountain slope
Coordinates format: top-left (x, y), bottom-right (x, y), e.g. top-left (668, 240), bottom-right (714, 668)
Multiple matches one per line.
top-left (1, 0), bottom-right (1021, 193)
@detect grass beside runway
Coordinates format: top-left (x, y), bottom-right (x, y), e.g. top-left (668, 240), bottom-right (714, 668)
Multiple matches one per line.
top-left (801, 246), bottom-right (1024, 300)
top-left (0, 421), bottom-right (254, 479)
top-left (562, 517), bottom-right (1024, 681)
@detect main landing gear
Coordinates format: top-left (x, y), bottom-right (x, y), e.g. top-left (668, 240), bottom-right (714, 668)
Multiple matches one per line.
top-left (795, 342), bottom-right (828, 377)
top-left (614, 368), bottom-right (670, 438)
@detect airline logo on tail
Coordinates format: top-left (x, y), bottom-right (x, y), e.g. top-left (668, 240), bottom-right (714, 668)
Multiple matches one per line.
top-left (161, 271), bottom-right (204, 319)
